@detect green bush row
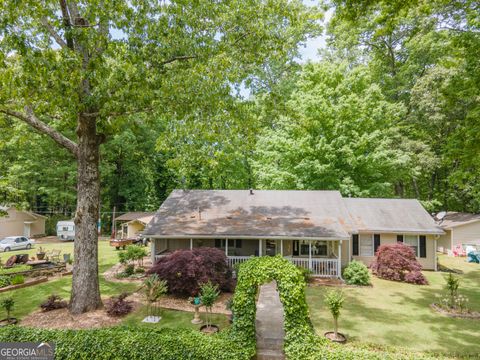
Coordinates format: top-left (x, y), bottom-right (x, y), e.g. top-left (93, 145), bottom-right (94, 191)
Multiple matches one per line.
top-left (0, 326), bottom-right (253, 360)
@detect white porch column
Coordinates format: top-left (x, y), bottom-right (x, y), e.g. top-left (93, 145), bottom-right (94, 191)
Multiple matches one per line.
top-left (258, 239), bottom-right (262, 256)
top-left (190, 238), bottom-right (193, 250)
top-left (434, 238), bottom-right (438, 272)
top-left (225, 238), bottom-right (229, 257)
top-left (280, 239), bottom-right (283, 256)
top-left (309, 240), bottom-right (312, 270)
top-left (338, 240), bottom-right (342, 278)
top-left (151, 239), bottom-right (156, 263)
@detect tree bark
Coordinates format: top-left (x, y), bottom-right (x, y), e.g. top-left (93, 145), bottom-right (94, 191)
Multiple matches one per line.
top-left (69, 114), bottom-right (102, 314)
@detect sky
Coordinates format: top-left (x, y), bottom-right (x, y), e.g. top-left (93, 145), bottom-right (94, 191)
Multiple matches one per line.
top-left (298, 2), bottom-right (332, 62)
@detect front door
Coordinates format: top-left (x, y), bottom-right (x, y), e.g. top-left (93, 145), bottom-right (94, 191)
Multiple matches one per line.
top-left (293, 240), bottom-right (299, 256)
top-left (23, 223), bottom-right (31, 238)
top-left (266, 240), bottom-right (276, 256)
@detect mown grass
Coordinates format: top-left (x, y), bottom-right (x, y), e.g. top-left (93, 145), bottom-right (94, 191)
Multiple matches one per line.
top-left (122, 305), bottom-right (230, 330)
top-left (0, 241), bottom-right (231, 332)
top-left (306, 254), bottom-right (480, 358)
top-left (0, 240), bottom-right (138, 319)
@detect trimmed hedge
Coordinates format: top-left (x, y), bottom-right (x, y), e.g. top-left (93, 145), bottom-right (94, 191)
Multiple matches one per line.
top-left (231, 255), bottom-right (318, 359)
top-left (0, 326), bottom-right (253, 360)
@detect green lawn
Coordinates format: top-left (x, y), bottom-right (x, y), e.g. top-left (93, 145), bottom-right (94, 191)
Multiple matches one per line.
top-left (122, 305), bottom-right (230, 330)
top-left (0, 240), bottom-right (230, 332)
top-left (0, 240), bottom-right (138, 319)
top-left (306, 254), bottom-right (480, 358)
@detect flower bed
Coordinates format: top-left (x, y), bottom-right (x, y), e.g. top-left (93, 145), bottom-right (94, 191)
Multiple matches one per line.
top-left (430, 303), bottom-right (480, 319)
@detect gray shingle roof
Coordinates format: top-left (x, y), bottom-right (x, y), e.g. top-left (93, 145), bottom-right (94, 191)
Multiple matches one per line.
top-left (144, 190), bottom-right (444, 239)
top-left (143, 190), bottom-right (353, 239)
top-left (437, 212), bottom-right (480, 229)
top-left (344, 198), bottom-right (444, 234)
top-left (115, 212), bottom-right (156, 222)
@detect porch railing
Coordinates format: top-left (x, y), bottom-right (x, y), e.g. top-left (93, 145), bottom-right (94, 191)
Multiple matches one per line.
top-left (226, 256), bottom-right (253, 269)
top-left (154, 253), bottom-right (339, 277)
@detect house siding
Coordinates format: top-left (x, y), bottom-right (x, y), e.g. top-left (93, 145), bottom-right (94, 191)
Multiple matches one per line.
top-left (451, 221), bottom-right (480, 247)
top-left (0, 209), bottom-right (45, 238)
top-left (351, 233), bottom-right (436, 270)
top-left (437, 230), bottom-right (452, 253)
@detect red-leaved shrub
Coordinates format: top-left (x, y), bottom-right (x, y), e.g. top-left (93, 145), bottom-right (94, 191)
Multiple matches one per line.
top-left (147, 247), bottom-right (233, 296)
top-left (370, 243), bottom-right (428, 285)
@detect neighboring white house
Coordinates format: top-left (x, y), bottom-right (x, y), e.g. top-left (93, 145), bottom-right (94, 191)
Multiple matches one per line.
top-left (0, 205), bottom-right (46, 238)
top-left (436, 212), bottom-right (480, 253)
top-left (114, 212), bottom-right (155, 239)
top-left (144, 190), bottom-right (444, 278)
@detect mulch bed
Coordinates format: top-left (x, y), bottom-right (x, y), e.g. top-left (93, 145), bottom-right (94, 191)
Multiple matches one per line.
top-left (21, 298), bottom-right (143, 330)
top-left (430, 303), bottom-right (480, 319)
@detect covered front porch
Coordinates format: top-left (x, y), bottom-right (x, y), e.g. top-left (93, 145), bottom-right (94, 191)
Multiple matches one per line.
top-left (151, 237), bottom-right (347, 278)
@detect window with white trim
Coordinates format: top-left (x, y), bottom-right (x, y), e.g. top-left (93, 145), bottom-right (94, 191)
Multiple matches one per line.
top-left (359, 234), bottom-right (373, 256)
top-left (404, 235), bottom-right (419, 257)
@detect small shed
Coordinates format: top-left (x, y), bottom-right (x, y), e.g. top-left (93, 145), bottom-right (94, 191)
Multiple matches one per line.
top-left (114, 212), bottom-right (155, 239)
top-left (0, 206), bottom-right (46, 238)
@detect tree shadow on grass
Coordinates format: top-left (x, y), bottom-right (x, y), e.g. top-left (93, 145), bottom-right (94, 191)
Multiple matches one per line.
top-left (389, 285), bottom-right (480, 357)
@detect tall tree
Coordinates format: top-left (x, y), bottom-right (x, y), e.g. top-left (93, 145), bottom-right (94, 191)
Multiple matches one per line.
top-left (0, 0), bottom-right (320, 313)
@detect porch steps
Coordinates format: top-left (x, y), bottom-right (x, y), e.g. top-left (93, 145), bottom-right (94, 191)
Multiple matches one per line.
top-left (255, 281), bottom-right (285, 360)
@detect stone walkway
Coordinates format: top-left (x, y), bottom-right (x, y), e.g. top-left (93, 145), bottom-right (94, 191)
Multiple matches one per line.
top-left (256, 281), bottom-right (285, 360)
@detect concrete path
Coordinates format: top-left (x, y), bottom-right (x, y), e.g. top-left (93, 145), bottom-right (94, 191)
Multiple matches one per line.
top-left (255, 281), bottom-right (285, 360)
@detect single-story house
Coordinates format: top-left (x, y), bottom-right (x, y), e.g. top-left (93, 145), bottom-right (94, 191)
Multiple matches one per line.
top-left (143, 190), bottom-right (444, 278)
top-left (114, 212), bottom-right (155, 239)
top-left (0, 205), bottom-right (46, 238)
top-left (436, 212), bottom-right (480, 254)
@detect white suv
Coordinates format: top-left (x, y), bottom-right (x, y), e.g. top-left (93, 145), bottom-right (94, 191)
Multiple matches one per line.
top-left (0, 236), bottom-right (35, 252)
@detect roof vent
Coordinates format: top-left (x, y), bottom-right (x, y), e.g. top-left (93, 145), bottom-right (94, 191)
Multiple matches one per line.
top-left (249, 188), bottom-right (254, 195)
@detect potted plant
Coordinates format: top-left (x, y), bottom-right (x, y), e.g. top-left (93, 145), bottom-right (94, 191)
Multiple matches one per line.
top-left (36, 246), bottom-right (46, 261)
top-left (142, 274), bottom-right (167, 323)
top-left (324, 289), bottom-right (346, 343)
top-left (199, 281), bottom-right (220, 333)
top-left (0, 297), bottom-right (17, 326)
top-left (188, 295), bottom-right (203, 324)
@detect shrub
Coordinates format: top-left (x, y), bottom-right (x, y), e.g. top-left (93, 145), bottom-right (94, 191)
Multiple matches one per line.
top-left (297, 267), bottom-right (313, 283)
top-left (105, 292), bottom-right (133, 317)
top-left (10, 275), bottom-right (25, 285)
top-left (118, 245), bottom-right (147, 267)
top-left (200, 281), bottom-right (220, 329)
top-left (0, 276), bottom-right (11, 288)
top-left (115, 263), bottom-right (135, 279)
top-left (1, 297), bottom-right (14, 320)
top-left (343, 260), bottom-right (370, 285)
top-left (324, 289), bottom-right (345, 340)
top-left (370, 243), bottom-right (428, 285)
top-left (147, 247), bottom-right (233, 296)
top-left (0, 327), bottom-right (253, 360)
top-left (144, 274), bottom-right (168, 304)
top-left (40, 295), bottom-right (68, 312)
top-left (134, 267), bottom-right (145, 274)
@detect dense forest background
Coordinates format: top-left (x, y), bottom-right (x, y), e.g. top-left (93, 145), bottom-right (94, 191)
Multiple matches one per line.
top-left (1, 0), bottom-right (478, 233)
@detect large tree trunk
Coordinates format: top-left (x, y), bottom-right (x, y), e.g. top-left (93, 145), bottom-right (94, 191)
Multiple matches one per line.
top-left (70, 115), bottom-right (102, 314)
